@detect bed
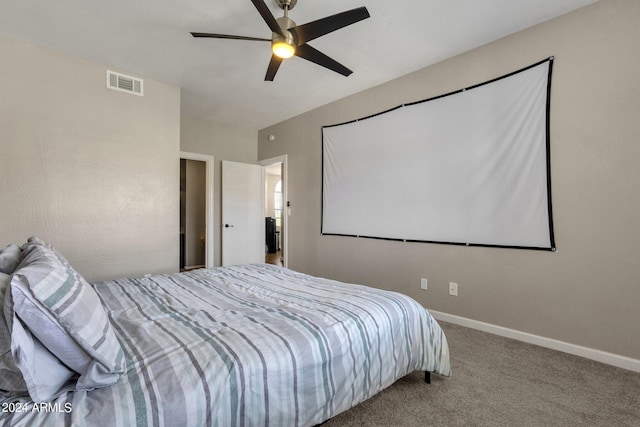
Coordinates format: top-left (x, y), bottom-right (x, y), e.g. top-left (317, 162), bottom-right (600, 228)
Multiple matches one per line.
top-left (1, 238), bottom-right (450, 426)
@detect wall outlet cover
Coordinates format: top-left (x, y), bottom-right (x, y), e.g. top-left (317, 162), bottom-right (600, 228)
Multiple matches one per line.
top-left (449, 282), bottom-right (458, 296)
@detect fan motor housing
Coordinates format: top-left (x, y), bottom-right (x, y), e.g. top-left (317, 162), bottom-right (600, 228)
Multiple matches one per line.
top-left (276, 16), bottom-right (296, 31)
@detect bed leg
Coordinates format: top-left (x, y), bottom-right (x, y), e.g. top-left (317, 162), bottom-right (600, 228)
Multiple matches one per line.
top-left (424, 371), bottom-right (431, 384)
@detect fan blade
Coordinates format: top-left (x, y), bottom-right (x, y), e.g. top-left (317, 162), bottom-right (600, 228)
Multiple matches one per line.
top-left (290, 7), bottom-right (370, 45)
top-left (191, 32), bottom-right (271, 42)
top-left (294, 43), bottom-right (352, 77)
top-left (265, 55), bottom-right (283, 81)
top-left (251, 0), bottom-right (285, 37)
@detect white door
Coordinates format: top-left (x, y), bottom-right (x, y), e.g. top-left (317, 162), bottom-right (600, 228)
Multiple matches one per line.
top-left (221, 160), bottom-right (264, 266)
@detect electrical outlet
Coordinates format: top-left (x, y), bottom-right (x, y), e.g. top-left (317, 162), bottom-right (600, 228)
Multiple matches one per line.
top-left (449, 282), bottom-right (458, 296)
top-left (420, 278), bottom-right (428, 290)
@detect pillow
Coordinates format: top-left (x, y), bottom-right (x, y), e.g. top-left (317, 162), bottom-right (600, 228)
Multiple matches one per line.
top-left (21, 236), bottom-right (63, 265)
top-left (10, 242), bottom-right (125, 395)
top-left (0, 244), bottom-right (22, 274)
top-left (0, 272), bottom-right (29, 397)
top-left (2, 272), bottom-right (77, 401)
top-left (22, 236), bottom-right (49, 249)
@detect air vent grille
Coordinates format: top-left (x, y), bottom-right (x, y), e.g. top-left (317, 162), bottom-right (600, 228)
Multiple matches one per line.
top-left (106, 70), bottom-right (143, 96)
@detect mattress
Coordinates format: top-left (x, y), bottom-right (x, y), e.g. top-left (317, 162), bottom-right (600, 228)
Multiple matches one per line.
top-left (1, 263), bottom-right (450, 426)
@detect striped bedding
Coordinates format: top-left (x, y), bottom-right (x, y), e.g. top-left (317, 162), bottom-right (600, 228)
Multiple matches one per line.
top-left (1, 263), bottom-right (450, 427)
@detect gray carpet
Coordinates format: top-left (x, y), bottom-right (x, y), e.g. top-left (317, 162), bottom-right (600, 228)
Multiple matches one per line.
top-left (324, 322), bottom-right (640, 426)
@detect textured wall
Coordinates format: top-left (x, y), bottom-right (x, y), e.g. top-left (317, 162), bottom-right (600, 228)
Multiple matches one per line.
top-left (0, 35), bottom-right (181, 282)
top-left (258, 0), bottom-right (640, 360)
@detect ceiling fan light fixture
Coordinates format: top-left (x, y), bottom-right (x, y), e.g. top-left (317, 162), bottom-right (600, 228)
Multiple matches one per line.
top-left (272, 36), bottom-right (295, 59)
top-left (272, 41), bottom-right (295, 58)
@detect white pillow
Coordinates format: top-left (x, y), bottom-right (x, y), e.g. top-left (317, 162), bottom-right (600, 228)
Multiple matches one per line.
top-left (2, 272), bottom-right (77, 401)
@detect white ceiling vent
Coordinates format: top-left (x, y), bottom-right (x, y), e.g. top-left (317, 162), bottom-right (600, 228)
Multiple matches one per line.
top-left (106, 70), bottom-right (143, 96)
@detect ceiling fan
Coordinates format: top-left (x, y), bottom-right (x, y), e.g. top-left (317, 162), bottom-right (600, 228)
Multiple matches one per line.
top-left (191, 0), bottom-right (370, 81)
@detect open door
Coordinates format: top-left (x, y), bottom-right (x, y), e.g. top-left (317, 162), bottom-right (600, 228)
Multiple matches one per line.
top-left (260, 155), bottom-right (288, 268)
top-left (180, 152), bottom-right (214, 269)
top-left (221, 160), bottom-right (264, 266)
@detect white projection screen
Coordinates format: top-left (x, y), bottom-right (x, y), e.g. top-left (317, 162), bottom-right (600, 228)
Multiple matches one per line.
top-left (322, 58), bottom-right (555, 250)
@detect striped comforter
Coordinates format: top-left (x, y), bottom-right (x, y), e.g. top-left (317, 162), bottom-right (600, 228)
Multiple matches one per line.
top-left (1, 263), bottom-right (450, 426)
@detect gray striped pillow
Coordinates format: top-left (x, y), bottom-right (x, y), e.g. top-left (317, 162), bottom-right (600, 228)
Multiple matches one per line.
top-left (10, 243), bottom-right (125, 393)
top-left (0, 244), bottom-right (22, 274)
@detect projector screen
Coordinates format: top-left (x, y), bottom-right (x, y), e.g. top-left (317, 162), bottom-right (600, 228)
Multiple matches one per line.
top-left (322, 58), bottom-right (555, 250)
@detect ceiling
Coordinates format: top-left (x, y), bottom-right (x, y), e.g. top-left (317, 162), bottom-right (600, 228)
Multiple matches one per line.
top-left (0, 0), bottom-right (597, 130)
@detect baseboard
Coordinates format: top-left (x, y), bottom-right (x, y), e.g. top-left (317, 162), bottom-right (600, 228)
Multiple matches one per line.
top-left (428, 309), bottom-right (640, 373)
top-left (183, 264), bottom-right (205, 271)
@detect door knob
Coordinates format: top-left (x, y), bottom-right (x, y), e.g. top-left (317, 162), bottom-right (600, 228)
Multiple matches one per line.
top-left (224, 224), bottom-right (234, 228)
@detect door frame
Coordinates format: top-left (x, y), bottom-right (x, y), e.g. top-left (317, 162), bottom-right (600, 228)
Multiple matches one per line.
top-left (180, 151), bottom-right (214, 268)
top-left (259, 154), bottom-right (288, 268)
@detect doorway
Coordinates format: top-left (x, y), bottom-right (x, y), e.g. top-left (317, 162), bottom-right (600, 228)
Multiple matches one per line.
top-left (180, 152), bottom-right (214, 270)
top-left (260, 155), bottom-right (288, 268)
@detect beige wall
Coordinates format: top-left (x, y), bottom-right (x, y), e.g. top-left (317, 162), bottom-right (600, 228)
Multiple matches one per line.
top-left (180, 116), bottom-right (257, 266)
top-left (0, 35), bottom-right (180, 282)
top-left (259, 0), bottom-right (640, 360)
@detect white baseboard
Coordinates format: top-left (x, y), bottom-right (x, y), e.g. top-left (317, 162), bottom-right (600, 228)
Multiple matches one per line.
top-left (428, 309), bottom-right (640, 373)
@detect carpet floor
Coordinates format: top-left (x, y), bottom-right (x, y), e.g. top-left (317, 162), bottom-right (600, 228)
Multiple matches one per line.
top-left (324, 321), bottom-right (640, 426)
